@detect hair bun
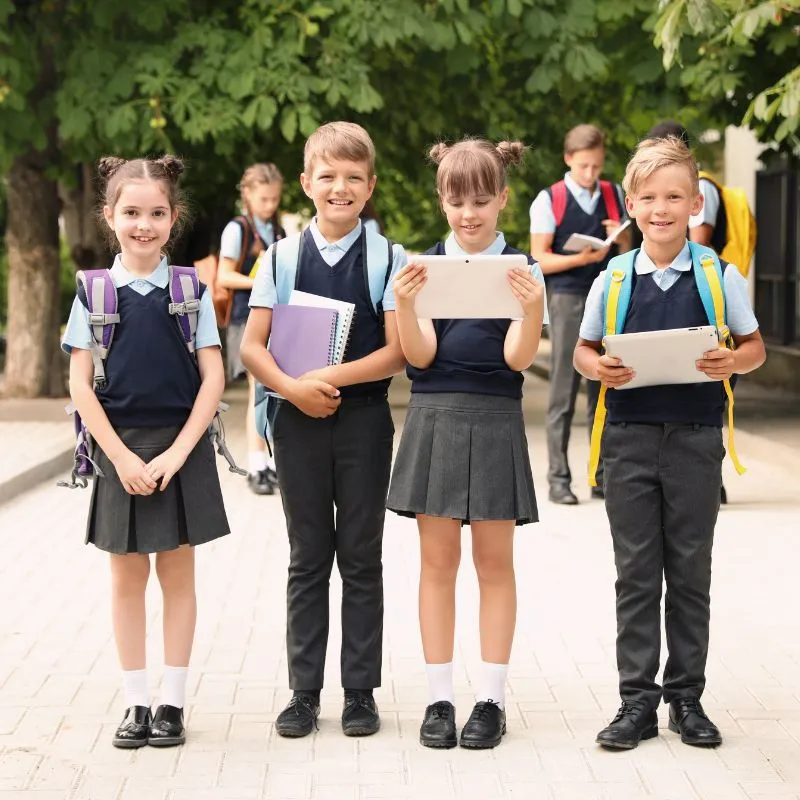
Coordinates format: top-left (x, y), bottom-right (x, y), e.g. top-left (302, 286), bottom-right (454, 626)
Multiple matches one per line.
top-left (158, 154), bottom-right (185, 181)
top-left (97, 156), bottom-right (127, 181)
top-left (428, 142), bottom-right (452, 165)
top-left (495, 141), bottom-right (527, 167)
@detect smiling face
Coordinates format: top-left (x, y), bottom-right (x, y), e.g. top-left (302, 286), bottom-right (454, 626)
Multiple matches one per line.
top-left (103, 179), bottom-right (177, 271)
top-left (300, 157), bottom-right (375, 235)
top-left (626, 163), bottom-right (703, 252)
top-left (244, 180), bottom-right (282, 222)
top-left (441, 188), bottom-right (508, 254)
top-left (564, 147), bottom-right (605, 190)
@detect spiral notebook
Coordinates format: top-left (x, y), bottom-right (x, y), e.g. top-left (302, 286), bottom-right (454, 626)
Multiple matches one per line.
top-left (268, 304), bottom-right (339, 378)
top-left (289, 289), bottom-right (355, 365)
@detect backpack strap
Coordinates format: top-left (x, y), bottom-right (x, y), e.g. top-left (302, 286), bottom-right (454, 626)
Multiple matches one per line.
top-left (599, 180), bottom-right (622, 223)
top-left (167, 265), bottom-right (201, 354)
top-left (76, 269), bottom-right (120, 388)
top-left (363, 227), bottom-right (394, 318)
top-left (550, 180), bottom-right (568, 227)
top-left (588, 250), bottom-right (637, 487)
top-left (271, 233), bottom-right (303, 304)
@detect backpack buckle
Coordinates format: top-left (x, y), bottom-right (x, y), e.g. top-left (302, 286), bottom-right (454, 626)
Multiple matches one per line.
top-left (610, 270), bottom-right (626, 282)
top-left (169, 299), bottom-right (201, 316)
top-left (88, 312), bottom-right (120, 325)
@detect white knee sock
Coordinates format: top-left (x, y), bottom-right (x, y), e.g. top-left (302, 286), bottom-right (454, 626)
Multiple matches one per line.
top-left (477, 662), bottom-right (508, 709)
top-left (160, 665), bottom-right (189, 709)
top-left (248, 451), bottom-right (267, 474)
top-left (122, 669), bottom-right (149, 708)
top-left (426, 662), bottom-right (455, 705)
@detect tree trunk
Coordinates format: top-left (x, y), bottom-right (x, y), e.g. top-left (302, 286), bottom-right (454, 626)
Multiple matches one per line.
top-left (59, 163), bottom-right (113, 270)
top-left (2, 154), bottom-right (63, 397)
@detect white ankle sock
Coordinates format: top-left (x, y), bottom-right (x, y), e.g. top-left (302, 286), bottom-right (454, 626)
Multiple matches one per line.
top-left (122, 669), bottom-right (149, 708)
top-left (248, 451), bottom-right (267, 474)
top-left (265, 452), bottom-right (276, 471)
top-left (426, 662), bottom-right (455, 705)
top-left (477, 662), bottom-right (508, 709)
top-left (160, 665), bottom-right (189, 709)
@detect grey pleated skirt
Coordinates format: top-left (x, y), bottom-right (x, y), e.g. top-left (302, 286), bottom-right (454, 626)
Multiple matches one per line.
top-left (387, 392), bottom-right (538, 525)
top-left (87, 426), bottom-right (230, 554)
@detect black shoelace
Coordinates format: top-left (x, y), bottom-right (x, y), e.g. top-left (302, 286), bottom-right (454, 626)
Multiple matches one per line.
top-left (469, 701), bottom-right (499, 722)
top-left (288, 695), bottom-right (319, 728)
top-left (428, 702), bottom-right (454, 720)
top-left (673, 697), bottom-right (708, 718)
top-left (344, 693), bottom-right (375, 712)
top-left (612, 700), bottom-right (648, 722)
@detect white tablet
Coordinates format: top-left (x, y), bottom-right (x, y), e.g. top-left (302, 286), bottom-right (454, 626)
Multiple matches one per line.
top-left (412, 254), bottom-right (528, 319)
top-left (603, 326), bottom-right (720, 390)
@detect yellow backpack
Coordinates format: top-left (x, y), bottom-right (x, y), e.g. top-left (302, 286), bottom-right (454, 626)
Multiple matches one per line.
top-left (698, 171), bottom-right (756, 278)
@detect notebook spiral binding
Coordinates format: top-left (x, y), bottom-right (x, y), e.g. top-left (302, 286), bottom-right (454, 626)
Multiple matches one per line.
top-left (333, 307), bottom-right (356, 364)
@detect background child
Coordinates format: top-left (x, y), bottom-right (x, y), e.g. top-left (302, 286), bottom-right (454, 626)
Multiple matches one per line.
top-left (62, 155), bottom-right (230, 749)
top-left (241, 122), bottom-right (407, 739)
top-left (530, 124), bottom-right (630, 505)
top-left (574, 136), bottom-right (765, 750)
top-left (387, 138), bottom-right (546, 750)
top-left (217, 163), bottom-right (285, 495)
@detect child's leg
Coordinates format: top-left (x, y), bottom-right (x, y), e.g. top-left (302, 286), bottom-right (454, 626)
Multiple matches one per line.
top-left (246, 373), bottom-right (270, 472)
top-left (470, 521), bottom-right (516, 706)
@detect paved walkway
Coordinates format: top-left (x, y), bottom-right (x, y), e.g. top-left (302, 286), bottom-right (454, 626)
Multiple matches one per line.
top-left (1, 374), bottom-right (800, 799)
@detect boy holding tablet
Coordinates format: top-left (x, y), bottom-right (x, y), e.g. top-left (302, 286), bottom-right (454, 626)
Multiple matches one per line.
top-left (574, 136), bottom-right (765, 750)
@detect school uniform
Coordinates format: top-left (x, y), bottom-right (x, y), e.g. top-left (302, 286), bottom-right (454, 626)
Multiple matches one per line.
top-left (387, 232), bottom-right (547, 526)
top-left (529, 174), bottom-right (626, 495)
top-left (579, 242), bottom-right (757, 709)
top-left (219, 216), bottom-right (276, 381)
top-left (249, 219), bottom-right (406, 691)
top-left (61, 255), bottom-right (230, 555)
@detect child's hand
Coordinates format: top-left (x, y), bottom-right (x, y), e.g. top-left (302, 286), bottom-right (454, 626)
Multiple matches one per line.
top-left (696, 347), bottom-right (736, 381)
top-left (579, 245), bottom-right (610, 266)
top-left (508, 268), bottom-right (544, 317)
top-left (299, 366), bottom-right (339, 387)
top-left (146, 446), bottom-right (190, 492)
top-left (112, 449), bottom-right (158, 496)
top-left (601, 218), bottom-right (623, 236)
top-left (290, 379), bottom-right (342, 418)
top-left (393, 263), bottom-right (427, 310)
top-left (596, 354), bottom-right (635, 388)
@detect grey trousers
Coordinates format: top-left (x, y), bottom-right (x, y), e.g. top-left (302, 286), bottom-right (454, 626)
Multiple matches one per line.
top-left (546, 291), bottom-right (602, 490)
top-left (603, 422), bottom-right (724, 708)
top-left (272, 396), bottom-right (394, 691)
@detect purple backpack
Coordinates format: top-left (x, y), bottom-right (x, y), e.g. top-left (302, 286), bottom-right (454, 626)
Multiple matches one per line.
top-left (59, 265), bottom-right (246, 488)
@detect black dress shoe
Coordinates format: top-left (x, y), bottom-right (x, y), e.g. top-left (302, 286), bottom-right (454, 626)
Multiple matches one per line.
top-left (549, 487), bottom-right (579, 505)
top-left (720, 484), bottom-right (728, 504)
top-left (248, 469), bottom-right (275, 496)
top-left (112, 706), bottom-right (151, 748)
top-left (276, 694), bottom-right (320, 737)
top-left (596, 700), bottom-right (659, 750)
top-left (668, 698), bottom-right (722, 746)
top-left (264, 466), bottom-right (279, 490)
top-left (590, 486), bottom-right (605, 500)
top-left (147, 704), bottom-right (185, 747)
top-left (459, 701), bottom-right (506, 749)
top-left (420, 701), bottom-right (457, 749)
top-left (342, 690), bottom-right (380, 737)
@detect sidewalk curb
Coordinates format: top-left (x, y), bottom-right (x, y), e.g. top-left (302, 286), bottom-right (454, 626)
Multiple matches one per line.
top-left (0, 446), bottom-right (75, 506)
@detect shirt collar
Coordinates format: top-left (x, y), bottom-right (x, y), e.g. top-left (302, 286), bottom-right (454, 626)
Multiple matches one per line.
top-left (635, 241), bottom-right (692, 275)
top-left (253, 217), bottom-right (273, 243)
top-left (111, 254), bottom-right (169, 287)
top-left (564, 171), bottom-right (599, 202)
top-left (309, 218), bottom-right (362, 253)
top-left (444, 231), bottom-right (507, 256)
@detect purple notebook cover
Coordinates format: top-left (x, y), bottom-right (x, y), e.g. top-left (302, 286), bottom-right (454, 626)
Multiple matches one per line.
top-left (269, 304), bottom-right (338, 379)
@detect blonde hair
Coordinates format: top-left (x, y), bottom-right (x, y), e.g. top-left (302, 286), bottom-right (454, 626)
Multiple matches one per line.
top-left (564, 124), bottom-right (606, 155)
top-left (623, 136), bottom-right (699, 198)
top-left (429, 138), bottom-right (527, 199)
top-left (304, 121), bottom-right (376, 175)
top-left (238, 162), bottom-right (283, 222)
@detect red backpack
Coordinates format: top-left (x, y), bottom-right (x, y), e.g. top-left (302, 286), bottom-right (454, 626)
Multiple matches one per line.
top-left (550, 179), bottom-right (622, 226)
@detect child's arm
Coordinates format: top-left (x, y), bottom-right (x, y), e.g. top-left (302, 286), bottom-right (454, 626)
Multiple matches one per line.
top-left (531, 232), bottom-right (609, 275)
top-left (390, 263), bottom-right (437, 369)
top-left (217, 256), bottom-right (255, 290)
top-left (240, 307), bottom-right (342, 417)
top-left (144, 346), bottom-right (225, 490)
top-left (574, 338), bottom-right (636, 387)
top-left (504, 267), bottom-right (545, 371)
top-left (68, 349), bottom-right (158, 496)
top-left (696, 330), bottom-right (766, 380)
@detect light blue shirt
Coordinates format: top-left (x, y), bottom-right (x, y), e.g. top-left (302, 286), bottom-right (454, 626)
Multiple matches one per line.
top-left (578, 241), bottom-right (759, 341)
top-left (689, 177), bottom-right (721, 229)
top-left (249, 218), bottom-right (408, 310)
top-left (529, 173), bottom-right (627, 234)
top-left (219, 217), bottom-right (275, 260)
top-left (362, 218), bottom-right (381, 235)
top-left (61, 255), bottom-right (221, 354)
top-left (443, 231), bottom-right (550, 325)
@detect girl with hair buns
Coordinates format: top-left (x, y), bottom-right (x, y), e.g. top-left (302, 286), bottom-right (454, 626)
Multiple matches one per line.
top-left (217, 163), bottom-right (285, 495)
top-left (387, 138), bottom-right (547, 750)
top-left (61, 155), bottom-right (230, 749)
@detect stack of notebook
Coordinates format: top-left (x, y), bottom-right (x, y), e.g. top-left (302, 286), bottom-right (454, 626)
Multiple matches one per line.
top-left (268, 290), bottom-right (355, 379)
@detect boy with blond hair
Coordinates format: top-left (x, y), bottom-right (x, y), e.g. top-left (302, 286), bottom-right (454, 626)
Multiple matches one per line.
top-left (530, 124), bottom-right (631, 505)
top-left (574, 136), bottom-right (765, 750)
top-left (241, 121), bottom-right (407, 738)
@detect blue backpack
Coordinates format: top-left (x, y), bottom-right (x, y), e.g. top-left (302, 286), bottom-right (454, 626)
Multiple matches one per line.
top-left (254, 227), bottom-right (395, 442)
top-left (59, 266), bottom-right (246, 489)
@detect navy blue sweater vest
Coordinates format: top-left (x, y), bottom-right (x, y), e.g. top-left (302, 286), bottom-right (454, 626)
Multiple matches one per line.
top-left (231, 219), bottom-right (266, 325)
top-left (549, 186), bottom-right (618, 296)
top-left (295, 228), bottom-right (389, 399)
top-left (407, 242), bottom-right (531, 399)
top-left (94, 285), bottom-right (203, 427)
top-left (605, 270), bottom-right (725, 426)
